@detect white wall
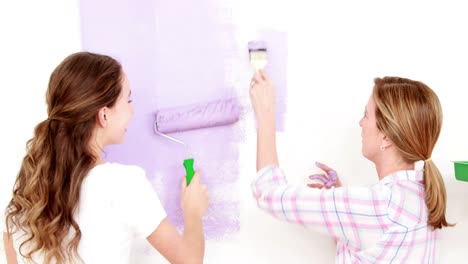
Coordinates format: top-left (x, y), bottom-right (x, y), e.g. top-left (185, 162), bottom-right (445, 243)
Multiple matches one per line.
top-left (236, 1), bottom-right (468, 263)
top-left (0, 0), bottom-right (82, 261)
top-left (1, 1), bottom-right (467, 263)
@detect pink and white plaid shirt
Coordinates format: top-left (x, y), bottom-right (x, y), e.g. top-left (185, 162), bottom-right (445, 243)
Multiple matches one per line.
top-left (252, 166), bottom-right (439, 263)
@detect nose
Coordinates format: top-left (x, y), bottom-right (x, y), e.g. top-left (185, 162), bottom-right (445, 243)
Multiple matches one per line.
top-left (359, 117), bottom-right (363, 127)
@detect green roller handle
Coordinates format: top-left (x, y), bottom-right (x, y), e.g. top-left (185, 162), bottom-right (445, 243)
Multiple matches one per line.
top-left (183, 158), bottom-right (195, 185)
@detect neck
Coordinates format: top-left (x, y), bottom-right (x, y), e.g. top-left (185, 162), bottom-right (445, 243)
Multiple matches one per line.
top-left (90, 129), bottom-right (106, 165)
top-left (90, 145), bottom-right (105, 165)
top-left (374, 150), bottom-right (413, 180)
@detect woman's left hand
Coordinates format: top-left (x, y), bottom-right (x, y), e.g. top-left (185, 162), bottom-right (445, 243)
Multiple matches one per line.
top-left (307, 162), bottom-right (342, 189)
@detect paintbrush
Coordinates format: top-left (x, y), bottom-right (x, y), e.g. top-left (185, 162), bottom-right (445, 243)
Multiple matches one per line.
top-left (248, 41), bottom-right (268, 71)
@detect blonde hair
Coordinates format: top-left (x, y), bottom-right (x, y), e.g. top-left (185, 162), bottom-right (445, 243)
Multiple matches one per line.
top-left (5, 52), bottom-right (123, 263)
top-left (372, 76), bottom-right (453, 229)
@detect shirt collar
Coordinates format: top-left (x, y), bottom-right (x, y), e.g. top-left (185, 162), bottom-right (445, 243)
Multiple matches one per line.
top-left (379, 170), bottom-right (424, 185)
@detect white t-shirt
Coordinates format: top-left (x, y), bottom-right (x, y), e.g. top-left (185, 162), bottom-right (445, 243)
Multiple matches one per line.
top-left (6, 162), bottom-right (167, 264)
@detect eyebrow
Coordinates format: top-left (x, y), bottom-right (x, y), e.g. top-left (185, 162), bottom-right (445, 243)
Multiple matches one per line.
top-left (129, 90), bottom-right (132, 97)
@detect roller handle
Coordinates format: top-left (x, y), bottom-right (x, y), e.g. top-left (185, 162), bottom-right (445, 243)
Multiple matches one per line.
top-left (183, 158), bottom-right (195, 185)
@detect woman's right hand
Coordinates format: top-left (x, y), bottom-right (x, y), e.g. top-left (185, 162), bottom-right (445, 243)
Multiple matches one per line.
top-left (181, 171), bottom-right (209, 219)
top-left (249, 69), bottom-right (276, 122)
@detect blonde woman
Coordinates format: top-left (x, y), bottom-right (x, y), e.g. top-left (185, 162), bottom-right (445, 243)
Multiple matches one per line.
top-left (250, 70), bottom-right (452, 263)
top-left (3, 52), bottom-right (208, 264)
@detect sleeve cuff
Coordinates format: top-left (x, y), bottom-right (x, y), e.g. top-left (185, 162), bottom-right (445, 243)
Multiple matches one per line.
top-left (252, 165), bottom-right (287, 198)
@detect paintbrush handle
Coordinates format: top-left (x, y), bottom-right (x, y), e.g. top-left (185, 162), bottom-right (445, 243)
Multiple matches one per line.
top-left (183, 158), bottom-right (195, 185)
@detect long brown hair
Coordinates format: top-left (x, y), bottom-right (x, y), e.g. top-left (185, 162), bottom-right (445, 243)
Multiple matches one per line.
top-left (373, 76), bottom-right (452, 229)
top-left (5, 52), bottom-right (123, 263)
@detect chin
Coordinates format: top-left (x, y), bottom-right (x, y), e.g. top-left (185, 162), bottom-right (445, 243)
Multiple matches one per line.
top-left (361, 149), bottom-right (370, 160)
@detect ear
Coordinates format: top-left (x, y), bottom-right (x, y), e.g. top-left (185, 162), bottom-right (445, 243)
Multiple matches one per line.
top-left (380, 134), bottom-right (393, 149)
top-left (97, 107), bottom-right (109, 128)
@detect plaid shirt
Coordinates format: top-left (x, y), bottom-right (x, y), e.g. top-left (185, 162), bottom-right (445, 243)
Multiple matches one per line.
top-left (252, 166), bottom-right (439, 263)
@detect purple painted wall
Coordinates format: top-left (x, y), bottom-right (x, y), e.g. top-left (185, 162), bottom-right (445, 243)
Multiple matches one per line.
top-left (80, 0), bottom-right (239, 239)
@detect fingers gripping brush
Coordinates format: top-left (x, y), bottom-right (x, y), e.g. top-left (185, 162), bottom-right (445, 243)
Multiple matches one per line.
top-left (154, 98), bottom-right (240, 185)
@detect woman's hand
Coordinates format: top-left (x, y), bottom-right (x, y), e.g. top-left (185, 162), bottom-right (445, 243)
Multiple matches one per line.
top-left (181, 171), bottom-right (209, 219)
top-left (249, 69), bottom-right (275, 123)
top-left (307, 162), bottom-right (342, 189)
top-left (250, 70), bottom-right (279, 170)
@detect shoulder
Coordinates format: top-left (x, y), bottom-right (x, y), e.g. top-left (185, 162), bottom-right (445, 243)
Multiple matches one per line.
top-left (337, 182), bottom-right (392, 200)
top-left (88, 162), bottom-right (146, 181)
top-left (82, 163), bottom-right (148, 196)
top-left (96, 162), bottom-right (145, 174)
top-left (380, 171), bottom-right (427, 227)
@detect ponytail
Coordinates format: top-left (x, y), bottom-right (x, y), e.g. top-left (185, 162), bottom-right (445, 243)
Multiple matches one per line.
top-left (424, 161), bottom-right (454, 229)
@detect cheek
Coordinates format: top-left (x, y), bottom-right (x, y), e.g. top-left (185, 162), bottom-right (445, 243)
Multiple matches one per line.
top-left (362, 119), bottom-right (377, 138)
top-left (362, 126), bottom-right (377, 151)
top-left (129, 104), bottom-right (134, 117)
top-left (361, 122), bottom-right (369, 137)
top-left (364, 126), bottom-right (375, 141)
top-left (125, 107), bottom-right (133, 124)
top-left (121, 104), bottom-right (133, 120)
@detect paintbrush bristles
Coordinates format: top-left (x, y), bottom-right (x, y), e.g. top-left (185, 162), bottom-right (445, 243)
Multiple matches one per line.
top-left (249, 50), bottom-right (268, 71)
top-left (248, 41), bottom-right (268, 71)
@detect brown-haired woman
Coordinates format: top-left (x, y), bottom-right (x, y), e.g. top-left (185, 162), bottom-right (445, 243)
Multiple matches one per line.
top-left (3, 52), bottom-right (208, 264)
top-left (249, 70), bottom-right (452, 263)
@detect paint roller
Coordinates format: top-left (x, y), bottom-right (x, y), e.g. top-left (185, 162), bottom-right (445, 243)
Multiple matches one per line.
top-left (154, 97), bottom-right (240, 185)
